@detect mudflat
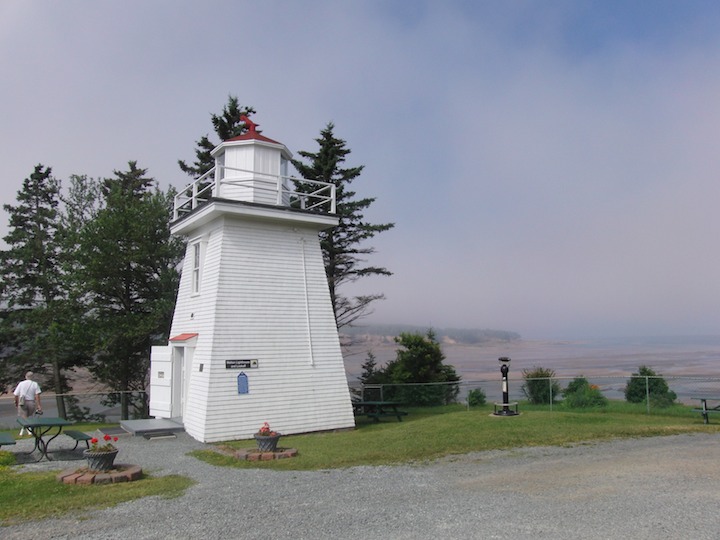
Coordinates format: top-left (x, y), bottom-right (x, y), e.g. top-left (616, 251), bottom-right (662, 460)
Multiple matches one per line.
top-left (343, 336), bottom-right (720, 381)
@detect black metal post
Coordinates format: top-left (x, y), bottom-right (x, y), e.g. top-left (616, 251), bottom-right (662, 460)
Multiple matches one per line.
top-left (494, 356), bottom-right (519, 416)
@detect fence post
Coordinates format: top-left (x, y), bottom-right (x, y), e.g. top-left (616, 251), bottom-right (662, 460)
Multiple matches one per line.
top-left (645, 376), bottom-right (650, 414)
top-left (549, 378), bottom-right (553, 411)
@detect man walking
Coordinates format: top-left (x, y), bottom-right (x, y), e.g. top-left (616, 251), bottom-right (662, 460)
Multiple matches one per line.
top-left (14, 371), bottom-right (42, 436)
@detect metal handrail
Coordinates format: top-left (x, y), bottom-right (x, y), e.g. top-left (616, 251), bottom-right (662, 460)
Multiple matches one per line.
top-left (173, 165), bottom-right (336, 220)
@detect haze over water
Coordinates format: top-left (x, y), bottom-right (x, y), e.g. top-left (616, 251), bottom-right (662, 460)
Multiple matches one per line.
top-left (343, 335), bottom-right (720, 384)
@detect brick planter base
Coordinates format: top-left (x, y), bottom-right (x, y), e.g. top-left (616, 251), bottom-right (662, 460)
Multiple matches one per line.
top-left (233, 448), bottom-right (299, 461)
top-left (57, 464), bottom-right (143, 485)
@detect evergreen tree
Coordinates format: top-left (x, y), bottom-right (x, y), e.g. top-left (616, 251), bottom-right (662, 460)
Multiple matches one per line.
top-left (359, 351), bottom-right (381, 384)
top-left (292, 123), bottom-right (394, 328)
top-left (2, 165), bottom-right (62, 307)
top-left (365, 331), bottom-right (461, 406)
top-left (75, 162), bottom-right (183, 419)
top-left (625, 365), bottom-right (677, 407)
top-left (0, 165), bottom-right (79, 416)
top-left (178, 95), bottom-right (256, 178)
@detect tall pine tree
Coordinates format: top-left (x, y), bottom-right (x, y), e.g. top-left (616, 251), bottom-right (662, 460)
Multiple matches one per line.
top-left (292, 123), bottom-right (394, 328)
top-left (0, 165), bottom-right (81, 416)
top-left (75, 162), bottom-right (183, 419)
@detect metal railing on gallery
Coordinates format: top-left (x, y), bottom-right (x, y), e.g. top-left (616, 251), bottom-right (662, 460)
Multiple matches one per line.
top-left (173, 165), bottom-right (336, 221)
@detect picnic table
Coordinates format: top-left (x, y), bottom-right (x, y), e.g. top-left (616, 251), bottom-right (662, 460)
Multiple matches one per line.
top-left (352, 400), bottom-right (408, 422)
top-left (692, 398), bottom-right (720, 424)
top-left (17, 416), bottom-right (74, 461)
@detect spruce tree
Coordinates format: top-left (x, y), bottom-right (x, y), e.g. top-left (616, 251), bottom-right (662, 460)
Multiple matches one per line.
top-left (372, 330), bottom-right (461, 406)
top-left (292, 123), bottom-right (394, 328)
top-left (178, 95), bottom-right (256, 178)
top-left (0, 165), bottom-right (78, 416)
top-left (75, 162), bottom-right (183, 418)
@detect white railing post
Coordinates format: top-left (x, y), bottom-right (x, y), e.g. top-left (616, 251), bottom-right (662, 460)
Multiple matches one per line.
top-left (213, 165), bottom-right (222, 197)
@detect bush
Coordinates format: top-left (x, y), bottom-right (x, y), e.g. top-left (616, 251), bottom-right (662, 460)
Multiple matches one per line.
top-left (561, 377), bottom-right (608, 409)
top-left (365, 330), bottom-right (462, 406)
top-left (522, 367), bottom-right (561, 405)
top-left (624, 365), bottom-right (677, 407)
top-left (467, 388), bottom-right (487, 407)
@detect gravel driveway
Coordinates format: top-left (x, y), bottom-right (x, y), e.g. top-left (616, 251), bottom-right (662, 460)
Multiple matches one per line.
top-left (3, 432), bottom-right (720, 539)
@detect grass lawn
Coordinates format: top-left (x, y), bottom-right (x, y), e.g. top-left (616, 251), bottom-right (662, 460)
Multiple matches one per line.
top-left (0, 468), bottom-right (193, 526)
top-left (195, 401), bottom-right (720, 470)
top-left (0, 421), bottom-right (195, 526)
top-left (1, 401), bottom-right (717, 525)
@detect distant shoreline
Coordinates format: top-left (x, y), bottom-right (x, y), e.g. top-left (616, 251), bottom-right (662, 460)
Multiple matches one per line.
top-left (342, 335), bottom-right (720, 381)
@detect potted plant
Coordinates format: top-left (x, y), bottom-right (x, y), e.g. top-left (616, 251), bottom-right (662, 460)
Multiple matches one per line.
top-left (83, 434), bottom-right (120, 471)
top-left (253, 422), bottom-right (281, 452)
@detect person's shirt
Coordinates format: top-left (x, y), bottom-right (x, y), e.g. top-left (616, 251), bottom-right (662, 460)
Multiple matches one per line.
top-left (13, 379), bottom-right (42, 401)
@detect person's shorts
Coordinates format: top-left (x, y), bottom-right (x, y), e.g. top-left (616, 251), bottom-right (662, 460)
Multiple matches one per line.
top-left (18, 400), bottom-right (36, 418)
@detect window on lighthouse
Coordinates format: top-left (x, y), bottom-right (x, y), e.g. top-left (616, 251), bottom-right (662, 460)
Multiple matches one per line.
top-left (192, 242), bottom-right (201, 294)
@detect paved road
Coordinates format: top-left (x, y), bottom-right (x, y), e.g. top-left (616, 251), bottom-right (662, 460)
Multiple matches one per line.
top-left (3, 432), bottom-right (720, 539)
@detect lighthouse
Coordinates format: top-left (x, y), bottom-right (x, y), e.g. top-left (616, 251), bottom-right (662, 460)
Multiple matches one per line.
top-left (148, 117), bottom-right (355, 442)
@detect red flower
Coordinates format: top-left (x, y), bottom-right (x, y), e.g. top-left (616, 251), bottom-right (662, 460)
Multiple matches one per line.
top-left (256, 421), bottom-right (279, 437)
top-left (89, 433), bottom-right (120, 452)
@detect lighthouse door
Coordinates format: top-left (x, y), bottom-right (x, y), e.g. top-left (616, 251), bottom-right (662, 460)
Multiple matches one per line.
top-left (171, 346), bottom-right (194, 419)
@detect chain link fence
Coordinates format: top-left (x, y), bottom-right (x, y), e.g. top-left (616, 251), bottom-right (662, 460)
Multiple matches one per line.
top-left (351, 375), bottom-right (720, 413)
top-left (4, 375), bottom-right (719, 429)
top-left (0, 391), bottom-right (147, 429)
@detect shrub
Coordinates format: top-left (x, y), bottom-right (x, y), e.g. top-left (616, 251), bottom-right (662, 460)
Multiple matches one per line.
top-left (624, 365), bottom-right (677, 407)
top-left (522, 366), bottom-right (561, 405)
top-left (561, 377), bottom-right (608, 409)
top-left (378, 330), bottom-right (461, 406)
top-left (467, 388), bottom-right (487, 407)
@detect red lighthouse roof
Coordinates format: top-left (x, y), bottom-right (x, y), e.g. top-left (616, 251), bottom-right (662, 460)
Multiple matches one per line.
top-left (224, 115), bottom-right (282, 145)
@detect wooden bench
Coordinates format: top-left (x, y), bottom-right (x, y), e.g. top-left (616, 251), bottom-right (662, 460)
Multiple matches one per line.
top-left (353, 401), bottom-right (408, 422)
top-left (64, 430), bottom-right (92, 450)
top-left (0, 432), bottom-right (16, 448)
top-left (366, 410), bottom-right (408, 422)
top-left (692, 398), bottom-right (720, 424)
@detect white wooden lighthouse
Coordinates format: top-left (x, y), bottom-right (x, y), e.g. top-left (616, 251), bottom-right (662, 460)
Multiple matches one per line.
top-left (149, 117), bottom-right (355, 443)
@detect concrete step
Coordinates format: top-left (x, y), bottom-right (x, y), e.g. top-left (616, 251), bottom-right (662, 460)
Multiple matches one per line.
top-left (120, 418), bottom-right (184, 436)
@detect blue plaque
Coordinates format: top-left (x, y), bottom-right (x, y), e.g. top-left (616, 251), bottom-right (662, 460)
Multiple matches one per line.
top-left (237, 372), bottom-right (249, 394)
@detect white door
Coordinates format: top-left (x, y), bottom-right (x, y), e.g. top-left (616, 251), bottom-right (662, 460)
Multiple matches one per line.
top-left (149, 346), bottom-right (172, 418)
top-left (171, 346), bottom-right (194, 419)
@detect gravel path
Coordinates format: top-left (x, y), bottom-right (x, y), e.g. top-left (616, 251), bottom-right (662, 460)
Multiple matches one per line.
top-left (3, 431), bottom-right (720, 539)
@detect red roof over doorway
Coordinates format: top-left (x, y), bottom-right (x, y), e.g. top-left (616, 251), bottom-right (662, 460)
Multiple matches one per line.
top-left (169, 333), bottom-right (198, 342)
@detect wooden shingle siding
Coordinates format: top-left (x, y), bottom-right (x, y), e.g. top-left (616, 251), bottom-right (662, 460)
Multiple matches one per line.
top-left (162, 208), bottom-right (354, 442)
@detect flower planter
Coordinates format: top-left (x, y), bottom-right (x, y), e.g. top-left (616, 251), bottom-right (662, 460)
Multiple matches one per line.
top-left (83, 448), bottom-right (119, 471)
top-left (254, 434), bottom-right (281, 452)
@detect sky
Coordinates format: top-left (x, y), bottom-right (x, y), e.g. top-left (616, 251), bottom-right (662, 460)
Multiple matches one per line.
top-left (2, 0), bottom-right (720, 340)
